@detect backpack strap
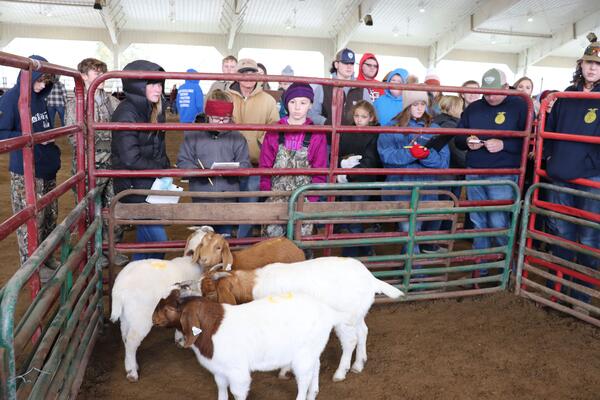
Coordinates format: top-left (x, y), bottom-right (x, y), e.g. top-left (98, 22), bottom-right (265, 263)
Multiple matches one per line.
top-left (302, 132), bottom-right (312, 148)
top-left (278, 132), bottom-right (285, 145)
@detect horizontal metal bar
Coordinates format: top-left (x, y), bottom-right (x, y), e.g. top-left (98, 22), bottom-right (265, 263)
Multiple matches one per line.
top-left (519, 290), bottom-right (600, 328)
top-left (523, 263), bottom-right (600, 301)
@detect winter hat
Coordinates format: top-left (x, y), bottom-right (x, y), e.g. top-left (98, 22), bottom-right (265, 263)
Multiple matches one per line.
top-left (424, 69), bottom-right (441, 86)
top-left (236, 58), bottom-right (259, 73)
top-left (205, 99), bottom-right (234, 117)
top-left (402, 90), bottom-right (429, 111)
top-left (481, 68), bottom-right (507, 89)
top-left (283, 83), bottom-right (314, 110)
top-left (281, 65), bottom-right (295, 76)
top-left (581, 32), bottom-right (600, 62)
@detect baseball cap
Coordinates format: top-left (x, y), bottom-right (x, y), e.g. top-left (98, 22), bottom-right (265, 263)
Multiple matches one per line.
top-left (481, 68), bottom-right (507, 89)
top-left (336, 48), bottom-right (356, 64)
top-left (237, 58), bottom-right (259, 73)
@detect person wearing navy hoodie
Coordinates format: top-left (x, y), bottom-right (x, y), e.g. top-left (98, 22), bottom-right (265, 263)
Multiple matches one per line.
top-left (0, 55), bottom-right (61, 268)
top-left (176, 68), bottom-right (204, 123)
top-left (544, 33), bottom-right (600, 307)
top-left (455, 68), bottom-right (526, 255)
top-left (111, 60), bottom-right (170, 260)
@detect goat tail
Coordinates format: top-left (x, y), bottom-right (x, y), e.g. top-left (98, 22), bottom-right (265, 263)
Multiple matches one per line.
top-left (110, 292), bottom-right (123, 323)
top-left (374, 278), bottom-right (404, 299)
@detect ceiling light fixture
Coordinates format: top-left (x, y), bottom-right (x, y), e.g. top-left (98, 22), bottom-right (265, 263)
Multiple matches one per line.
top-left (490, 34), bottom-right (497, 45)
top-left (392, 26), bottom-right (399, 37)
top-left (418, 2), bottom-right (425, 13)
top-left (527, 11), bottom-right (533, 22)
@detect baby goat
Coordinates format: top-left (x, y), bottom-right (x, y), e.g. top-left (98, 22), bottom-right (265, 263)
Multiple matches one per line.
top-left (176, 256), bottom-right (404, 382)
top-left (154, 289), bottom-right (342, 400)
top-left (192, 231), bottom-right (305, 271)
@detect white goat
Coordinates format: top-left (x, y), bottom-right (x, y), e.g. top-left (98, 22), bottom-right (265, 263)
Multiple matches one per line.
top-left (177, 257), bottom-right (404, 382)
top-left (110, 226), bottom-right (212, 382)
top-left (154, 290), bottom-right (344, 400)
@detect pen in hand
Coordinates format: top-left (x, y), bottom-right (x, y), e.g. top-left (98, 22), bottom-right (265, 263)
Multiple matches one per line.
top-left (197, 159), bottom-right (214, 186)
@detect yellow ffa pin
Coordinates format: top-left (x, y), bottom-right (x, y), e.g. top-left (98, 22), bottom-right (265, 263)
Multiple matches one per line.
top-left (584, 108), bottom-right (597, 124)
top-left (495, 112), bottom-right (506, 125)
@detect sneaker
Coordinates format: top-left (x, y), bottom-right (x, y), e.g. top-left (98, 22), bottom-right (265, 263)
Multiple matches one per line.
top-left (39, 265), bottom-right (56, 284)
top-left (44, 257), bottom-right (61, 270)
top-left (421, 244), bottom-right (448, 254)
top-left (97, 252), bottom-right (129, 268)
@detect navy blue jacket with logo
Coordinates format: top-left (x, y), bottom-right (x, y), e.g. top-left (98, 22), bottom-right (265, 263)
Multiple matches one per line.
top-left (455, 96), bottom-right (527, 169)
top-left (545, 83), bottom-right (600, 181)
top-left (0, 55), bottom-right (61, 180)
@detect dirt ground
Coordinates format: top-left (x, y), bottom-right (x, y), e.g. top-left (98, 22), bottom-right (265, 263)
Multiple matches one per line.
top-left (2, 114), bottom-right (600, 399)
top-left (79, 292), bottom-right (600, 400)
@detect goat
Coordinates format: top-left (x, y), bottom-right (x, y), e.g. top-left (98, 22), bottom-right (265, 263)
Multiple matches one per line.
top-left (153, 289), bottom-right (343, 400)
top-left (176, 256), bottom-right (404, 382)
top-left (192, 231), bottom-right (305, 271)
top-left (110, 226), bottom-right (212, 382)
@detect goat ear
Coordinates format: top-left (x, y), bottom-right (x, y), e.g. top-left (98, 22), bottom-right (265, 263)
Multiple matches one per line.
top-left (201, 225), bottom-right (214, 233)
top-left (191, 241), bottom-right (202, 264)
top-left (187, 226), bottom-right (200, 232)
top-left (217, 286), bottom-right (237, 305)
top-left (180, 309), bottom-right (202, 348)
top-left (221, 240), bottom-right (233, 270)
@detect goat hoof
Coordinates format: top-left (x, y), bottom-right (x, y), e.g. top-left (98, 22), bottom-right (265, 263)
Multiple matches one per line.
top-left (332, 371), bottom-right (347, 382)
top-left (351, 362), bottom-right (364, 373)
top-left (126, 371), bottom-right (139, 382)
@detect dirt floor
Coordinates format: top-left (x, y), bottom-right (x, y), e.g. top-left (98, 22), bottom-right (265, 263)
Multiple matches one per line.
top-left (3, 114), bottom-right (600, 399)
top-left (79, 292), bottom-right (600, 400)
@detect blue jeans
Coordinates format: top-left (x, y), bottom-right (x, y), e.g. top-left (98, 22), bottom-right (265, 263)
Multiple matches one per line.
top-left (47, 105), bottom-right (65, 126)
top-left (237, 175), bottom-right (260, 238)
top-left (339, 195), bottom-right (373, 257)
top-left (546, 177), bottom-right (600, 303)
top-left (132, 225), bottom-right (167, 261)
top-left (466, 175), bottom-right (518, 250)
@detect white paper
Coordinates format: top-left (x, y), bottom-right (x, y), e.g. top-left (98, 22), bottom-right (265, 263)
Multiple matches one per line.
top-left (210, 162), bottom-right (240, 169)
top-left (146, 178), bottom-right (184, 204)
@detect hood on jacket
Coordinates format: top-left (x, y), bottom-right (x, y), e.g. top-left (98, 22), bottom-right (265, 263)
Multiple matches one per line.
top-left (228, 81), bottom-right (265, 99)
top-left (357, 53), bottom-right (379, 81)
top-left (122, 59), bottom-right (165, 98)
top-left (184, 68), bottom-right (199, 84)
top-left (14, 55), bottom-right (54, 97)
top-left (384, 68), bottom-right (409, 98)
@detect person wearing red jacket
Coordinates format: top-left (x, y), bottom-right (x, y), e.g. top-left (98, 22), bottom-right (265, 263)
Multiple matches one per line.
top-left (357, 53), bottom-right (384, 102)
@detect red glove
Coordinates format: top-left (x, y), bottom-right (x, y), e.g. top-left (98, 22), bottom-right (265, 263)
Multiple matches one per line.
top-left (409, 145), bottom-right (430, 159)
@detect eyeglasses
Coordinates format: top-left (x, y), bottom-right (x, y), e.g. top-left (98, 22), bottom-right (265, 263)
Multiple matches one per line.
top-left (363, 63), bottom-right (378, 68)
top-left (208, 116), bottom-right (231, 123)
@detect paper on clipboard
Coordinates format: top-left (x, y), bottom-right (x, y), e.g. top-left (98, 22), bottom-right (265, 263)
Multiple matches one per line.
top-left (211, 162), bottom-right (240, 169)
top-left (146, 177), bottom-right (184, 204)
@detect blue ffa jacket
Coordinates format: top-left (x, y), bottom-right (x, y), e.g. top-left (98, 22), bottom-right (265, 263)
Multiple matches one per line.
top-left (455, 95), bottom-right (527, 169)
top-left (0, 55), bottom-right (61, 180)
top-left (177, 69), bottom-right (204, 123)
top-left (545, 84), bottom-right (600, 181)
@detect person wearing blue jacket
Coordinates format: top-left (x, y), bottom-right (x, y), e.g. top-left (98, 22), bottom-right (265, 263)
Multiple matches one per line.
top-left (0, 55), bottom-right (61, 269)
top-left (373, 68), bottom-right (408, 126)
top-left (176, 68), bottom-right (204, 123)
top-left (378, 89), bottom-right (449, 254)
top-left (544, 33), bottom-right (600, 307)
top-left (455, 68), bottom-right (526, 255)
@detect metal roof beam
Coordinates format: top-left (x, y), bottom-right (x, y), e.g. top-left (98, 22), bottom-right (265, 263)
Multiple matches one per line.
top-left (219, 0), bottom-right (250, 50)
top-left (332, 0), bottom-right (379, 53)
top-left (97, 0), bottom-right (124, 45)
top-left (520, 7), bottom-right (600, 68)
top-left (431, 0), bottom-right (521, 66)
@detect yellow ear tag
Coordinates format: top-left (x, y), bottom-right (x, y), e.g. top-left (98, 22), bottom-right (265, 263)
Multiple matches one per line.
top-left (267, 295), bottom-right (277, 304)
top-left (494, 112), bottom-right (506, 125)
top-left (584, 108), bottom-right (597, 124)
top-left (149, 260), bottom-right (168, 270)
top-left (283, 292), bottom-right (294, 299)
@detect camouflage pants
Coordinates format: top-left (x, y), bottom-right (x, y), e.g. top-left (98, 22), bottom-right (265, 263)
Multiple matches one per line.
top-left (71, 142), bottom-right (122, 241)
top-left (10, 172), bottom-right (58, 266)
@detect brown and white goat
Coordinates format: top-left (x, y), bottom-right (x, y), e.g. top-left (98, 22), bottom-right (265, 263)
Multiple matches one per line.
top-left (192, 231), bottom-right (305, 271)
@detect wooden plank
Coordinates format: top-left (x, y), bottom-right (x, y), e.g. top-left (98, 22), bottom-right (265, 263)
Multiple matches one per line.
top-left (114, 200), bottom-right (455, 223)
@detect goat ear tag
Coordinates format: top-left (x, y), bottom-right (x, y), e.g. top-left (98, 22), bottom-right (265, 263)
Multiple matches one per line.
top-left (192, 326), bottom-right (202, 336)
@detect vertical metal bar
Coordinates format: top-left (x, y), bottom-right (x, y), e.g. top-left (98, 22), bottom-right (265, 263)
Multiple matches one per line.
top-left (515, 183), bottom-right (535, 295)
top-left (403, 185), bottom-right (420, 291)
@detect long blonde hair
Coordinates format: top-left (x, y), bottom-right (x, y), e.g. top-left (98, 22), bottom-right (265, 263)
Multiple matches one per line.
top-left (438, 95), bottom-right (464, 119)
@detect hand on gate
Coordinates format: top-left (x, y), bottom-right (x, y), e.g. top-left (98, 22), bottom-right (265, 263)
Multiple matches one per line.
top-left (409, 144), bottom-right (430, 159)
